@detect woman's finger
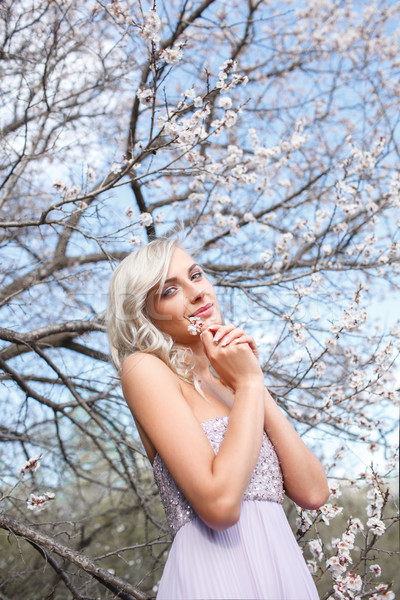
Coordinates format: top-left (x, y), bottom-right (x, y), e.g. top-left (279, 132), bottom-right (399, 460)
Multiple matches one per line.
top-left (218, 328), bottom-right (245, 347)
top-left (232, 335), bottom-right (259, 359)
top-left (207, 324), bottom-right (235, 345)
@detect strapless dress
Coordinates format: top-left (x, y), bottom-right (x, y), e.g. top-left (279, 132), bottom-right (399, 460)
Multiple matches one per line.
top-left (153, 416), bottom-right (319, 599)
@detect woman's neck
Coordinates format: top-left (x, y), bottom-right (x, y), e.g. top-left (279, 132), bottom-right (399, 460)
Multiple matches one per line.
top-left (190, 338), bottom-right (213, 380)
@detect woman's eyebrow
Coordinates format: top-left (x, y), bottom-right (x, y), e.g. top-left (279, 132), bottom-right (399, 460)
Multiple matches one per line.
top-left (163, 263), bottom-right (199, 285)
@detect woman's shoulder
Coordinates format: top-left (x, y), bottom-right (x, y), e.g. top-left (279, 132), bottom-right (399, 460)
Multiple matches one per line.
top-left (122, 351), bottom-right (170, 372)
top-left (121, 352), bottom-right (180, 390)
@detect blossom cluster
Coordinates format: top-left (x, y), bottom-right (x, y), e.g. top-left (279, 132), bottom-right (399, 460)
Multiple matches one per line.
top-left (159, 44), bottom-right (184, 66)
top-left (26, 491), bottom-right (56, 513)
top-left (187, 316), bottom-right (204, 335)
top-left (364, 473), bottom-right (386, 536)
top-left (288, 321), bottom-right (307, 345)
top-left (215, 59), bottom-right (248, 93)
top-left (138, 8), bottom-right (161, 45)
top-left (20, 456), bottom-right (41, 475)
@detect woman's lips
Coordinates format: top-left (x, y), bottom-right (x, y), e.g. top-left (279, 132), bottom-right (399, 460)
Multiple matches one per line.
top-left (191, 303), bottom-right (213, 318)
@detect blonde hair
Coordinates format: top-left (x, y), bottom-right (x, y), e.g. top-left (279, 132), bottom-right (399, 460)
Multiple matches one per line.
top-left (107, 238), bottom-right (201, 390)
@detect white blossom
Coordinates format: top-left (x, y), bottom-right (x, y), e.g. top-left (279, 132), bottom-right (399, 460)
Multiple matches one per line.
top-left (224, 110), bottom-right (238, 128)
top-left (139, 9), bottom-right (161, 44)
top-left (53, 179), bottom-right (67, 192)
top-left (276, 232), bottom-right (293, 254)
top-left (329, 485), bottom-right (342, 499)
top-left (130, 236), bottom-right (142, 246)
top-left (160, 45), bottom-right (183, 65)
top-left (289, 322), bottom-right (307, 344)
top-left (319, 503), bottom-right (343, 525)
top-left (308, 538), bottom-right (324, 561)
top-left (350, 370), bottom-right (367, 391)
top-left (294, 218), bottom-right (307, 231)
top-left (310, 272), bottom-right (323, 288)
top-left (348, 518), bottom-right (364, 534)
top-left (218, 96), bottom-right (232, 110)
top-left (294, 283), bottom-right (312, 298)
top-left (27, 491), bottom-right (55, 513)
top-left (344, 573), bottom-right (363, 593)
top-left (227, 215), bottom-right (239, 234)
top-left (296, 509), bottom-right (315, 533)
top-left (326, 555), bottom-right (347, 577)
top-left (369, 564), bottom-right (382, 576)
top-left (260, 249), bottom-right (273, 264)
top-left (341, 306), bottom-right (367, 331)
top-left (20, 456), bottom-right (41, 475)
top-left (243, 212), bottom-right (256, 223)
top-left (313, 361), bottom-right (326, 378)
top-left (307, 560), bottom-right (318, 575)
top-left (187, 316), bottom-right (204, 335)
top-left (262, 212), bottom-right (277, 224)
top-left (139, 212), bottom-right (153, 227)
top-left (388, 171), bottom-right (400, 206)
top-left (137, 88), bottom-right (153, 105)
top-left (367, 517), bottom-right (385, 535)
top-left (214, 212), bottom-right (227, 227)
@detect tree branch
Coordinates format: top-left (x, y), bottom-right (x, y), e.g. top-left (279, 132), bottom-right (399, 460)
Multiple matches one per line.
top-left (0, 512), bottom-right (150, 600)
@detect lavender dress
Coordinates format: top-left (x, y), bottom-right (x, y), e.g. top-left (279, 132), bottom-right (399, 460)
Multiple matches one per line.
top-left (153, 416), bottom-right (319, 599)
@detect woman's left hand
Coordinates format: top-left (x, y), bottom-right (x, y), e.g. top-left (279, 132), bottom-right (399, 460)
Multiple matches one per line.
top-left (205, 324), bottom-right (259, 361)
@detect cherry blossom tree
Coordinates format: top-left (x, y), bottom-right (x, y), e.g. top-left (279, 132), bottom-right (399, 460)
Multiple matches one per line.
top-left (0, 0), bottom-right (399, 598)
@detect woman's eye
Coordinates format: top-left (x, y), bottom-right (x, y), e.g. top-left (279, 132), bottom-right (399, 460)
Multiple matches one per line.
top-left (191, 271), bottom-right (202, 280)
top-left (161, 287), bottom-right (176, 298)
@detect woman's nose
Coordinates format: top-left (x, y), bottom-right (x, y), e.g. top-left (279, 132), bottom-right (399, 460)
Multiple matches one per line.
top-left (190, 288), bottom-right (206, 303)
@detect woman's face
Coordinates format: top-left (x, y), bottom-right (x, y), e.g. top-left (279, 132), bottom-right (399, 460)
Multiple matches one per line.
top-left (146, 247), bottom-right (221, 343)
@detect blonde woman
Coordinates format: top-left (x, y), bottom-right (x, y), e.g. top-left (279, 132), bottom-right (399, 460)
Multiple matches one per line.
top-left (107, 238), bottom-right (329, 600)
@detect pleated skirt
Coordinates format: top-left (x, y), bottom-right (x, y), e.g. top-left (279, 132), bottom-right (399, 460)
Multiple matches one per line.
top-left (156, 500), bottom-right (319, 599)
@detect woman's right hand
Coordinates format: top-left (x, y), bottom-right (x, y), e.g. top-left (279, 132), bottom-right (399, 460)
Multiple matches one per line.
top-left (200, 325), bottom-right (264, 391)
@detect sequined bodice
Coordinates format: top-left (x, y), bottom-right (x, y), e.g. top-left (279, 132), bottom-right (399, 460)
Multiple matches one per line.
top-left (153, 416), bottom-right (284, 538)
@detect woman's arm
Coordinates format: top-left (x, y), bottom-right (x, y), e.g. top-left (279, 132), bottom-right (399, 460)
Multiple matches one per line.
top-left (197, 324), bottom-right (329, 510)
top-left (262, 388), bottom-right (330, 509)
top-left (203, 324), bottom-right (329, 510)
top-left (121, 335), bottom-right (265, 530)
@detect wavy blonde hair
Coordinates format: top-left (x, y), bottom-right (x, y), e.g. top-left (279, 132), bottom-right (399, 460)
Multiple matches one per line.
top-left (107, 238), bottom-right (201, 390)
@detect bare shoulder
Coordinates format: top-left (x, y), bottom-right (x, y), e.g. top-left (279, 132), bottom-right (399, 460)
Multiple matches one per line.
top-left (121, 352), bottom-right (179, 388)
top-left (121, 352), bottom-right (185, 428)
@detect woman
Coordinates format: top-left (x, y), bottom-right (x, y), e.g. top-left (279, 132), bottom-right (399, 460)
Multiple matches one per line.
top-left (107, 238), bottom-right (329, 599)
